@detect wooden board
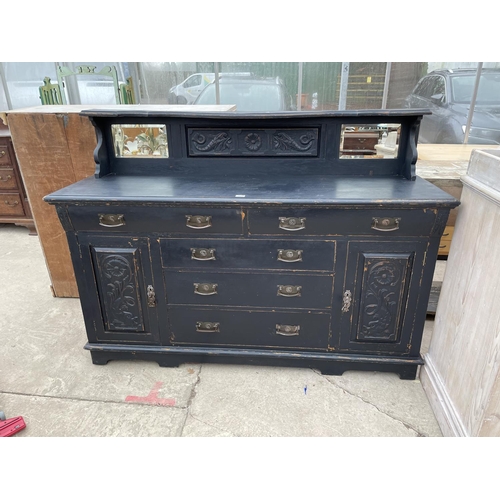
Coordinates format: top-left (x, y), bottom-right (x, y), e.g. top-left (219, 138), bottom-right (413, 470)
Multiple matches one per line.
top-left (7, 112), bottom-right (96, 297)
top-left (418, 143), bottom-right (499, 162)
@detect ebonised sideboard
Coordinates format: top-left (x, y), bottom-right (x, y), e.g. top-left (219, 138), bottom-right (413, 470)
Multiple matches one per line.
top-left (45, 109), bottom-right (459, 379)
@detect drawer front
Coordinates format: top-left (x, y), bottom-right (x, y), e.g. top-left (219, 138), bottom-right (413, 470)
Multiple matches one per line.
top-left (0, 168), bottom-right (17, 190)
top-left (161, 238), bottom-right (335, 271)
top-left (0, 193), bottom-right (24, 216)
top-left (248, 208), bottom-right (437, 236)
top-left (165, 271), bottom-right (333, 309)
top-left (67, 205), bottom-right (243, 234)
top-left (169, 307), bottom-right (330, 350)
top-left (0, 142), bottom-right (12, 166)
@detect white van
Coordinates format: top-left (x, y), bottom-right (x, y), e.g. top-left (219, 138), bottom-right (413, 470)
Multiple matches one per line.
top-left (168, 72), bottom-right (251, 104)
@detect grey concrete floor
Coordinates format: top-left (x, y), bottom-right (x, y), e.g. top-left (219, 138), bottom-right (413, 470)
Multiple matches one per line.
top-left (0, 224), bottom-right (442, 437)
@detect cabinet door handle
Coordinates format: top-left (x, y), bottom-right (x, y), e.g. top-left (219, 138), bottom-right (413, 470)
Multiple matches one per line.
top-left (277, 249), bottom-right (303, 262)
top-left (342, 290), bottom-right (352, 312)
top-left (147, 285), bottom-right (156, 307)
top-left (277, 285), bottom-right (302, 297)
top-left (0, 150), bottom-right (6, 157)
top-left (191, 248), bottom-right (216, 261)
top-left (186, 215), bottom-right (212, 229)
top-left (196, 322), bottom-right (220, 333)
top-left (0, 174), bottom-right (12, 182)
top-left (279, 217), bottom-right (306, 231)
top-left (194, 283), bottom-right (218, 295)
top-left (371, 217), bottom-right (400, 231)
top-left (98, 214), bottom-right (126, 227)
top-left (276, 324), bottom-right (300, 336)
top-left (4, 200), bottom-right (19, 206)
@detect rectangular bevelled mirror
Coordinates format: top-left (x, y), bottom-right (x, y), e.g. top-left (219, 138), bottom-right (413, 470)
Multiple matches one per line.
top-left (340, 123), bottom-right (401, 159)
top-left (112, 124), bottom-right (169, 158)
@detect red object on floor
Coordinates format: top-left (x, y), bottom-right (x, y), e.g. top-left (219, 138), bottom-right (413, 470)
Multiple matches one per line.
top-left (0, 416), bottom-right (26, 437)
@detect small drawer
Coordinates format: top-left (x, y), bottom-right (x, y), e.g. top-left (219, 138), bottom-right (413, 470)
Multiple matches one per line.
top-left (247, 208), bottom-right (437, 236)
top-left (0, 193), bottom-right (24, 216)
top-left (160, 238), bottom-right (335, 271)
top-left (169, 307), bottom-right (330, 350)
top-left (164, 271), bottom-right (333, 309)
top-left (0, 143), bottom-right (12, 166)
top-left (66, 205), bottom-right (243, 234)
top-left (0, 168), bottom-right (18, 190)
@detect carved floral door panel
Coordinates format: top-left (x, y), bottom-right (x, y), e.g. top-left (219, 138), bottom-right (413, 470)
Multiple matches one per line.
top-left (337, 240), bottom-right (428, 355)
top-left (78, 235), bottom-right (160, 344)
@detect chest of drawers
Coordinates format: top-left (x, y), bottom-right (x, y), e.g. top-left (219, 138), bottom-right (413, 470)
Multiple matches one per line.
top-left (0, 132), bottom-right (35, 234)
top-left (45, 109), bottom-right (459, 379)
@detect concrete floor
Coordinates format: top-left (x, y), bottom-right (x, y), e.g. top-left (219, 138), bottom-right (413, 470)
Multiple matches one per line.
top-left (0, 224), bottom-right (442, 437)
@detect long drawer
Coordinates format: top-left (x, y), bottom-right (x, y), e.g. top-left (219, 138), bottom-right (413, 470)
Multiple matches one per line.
top-left (164, 271), bottom-right (333, 309)
top-left (66, 205), bottom-right (243, 234)
top-left (247, 208), bottom-right (437, 236)
top-left (160, 238), bottom-right (335, 271)
top-left (169, 307), bottom-right (330, 350)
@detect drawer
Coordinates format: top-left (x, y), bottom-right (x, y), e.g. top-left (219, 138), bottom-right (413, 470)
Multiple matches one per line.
top-left (247, 208), bottom-right (437, 237)
top-left (0, 168), bottom-right (18, 190)
top-left (438, 225), bottom-right (454, 256)
top-left (0, 143), bottom-right (12, 166)
top-left (164, 271), bottom-right (333, 309)
top-left (160, 238), bottom-right (335, 271)
top-left (0, 193), bottom-right (24, 216)
top-left (66, 205), bottom-right (243, 234)
top-left (169, 307), bottom-right (330, 350)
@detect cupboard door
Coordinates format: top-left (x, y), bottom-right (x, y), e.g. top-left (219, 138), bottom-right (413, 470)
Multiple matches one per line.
top-left (78, 235), bottom-right (160, 344)
top-left (337, 240), bottom-right (428, 355)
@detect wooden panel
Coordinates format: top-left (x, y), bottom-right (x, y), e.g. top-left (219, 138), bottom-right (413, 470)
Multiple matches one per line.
top-left (7, 112), bottom-right (96, 297)
top-left (422, 150), bottom-right (500, 436)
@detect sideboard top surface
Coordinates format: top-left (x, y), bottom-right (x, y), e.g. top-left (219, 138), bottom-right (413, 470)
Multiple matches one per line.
top-left (45, 173), bottom-right (459, 208)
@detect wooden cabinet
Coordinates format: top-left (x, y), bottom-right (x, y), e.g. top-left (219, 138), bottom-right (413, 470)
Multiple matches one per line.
top-left (0, 132), bottom-right (35, 234)
top-left (45, 109), bottom-right (459, 379)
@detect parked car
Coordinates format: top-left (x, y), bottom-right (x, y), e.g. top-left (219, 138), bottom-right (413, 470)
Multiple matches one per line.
top-left (168, 72), bottom-right (251, 104)
top-left (404, 68), bottom-right (500, 144)
top-left (193, 76), bottom-right (296, 112)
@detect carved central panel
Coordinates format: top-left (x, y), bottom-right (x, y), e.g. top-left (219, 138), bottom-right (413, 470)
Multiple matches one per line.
top-left (187, 128), bottom-right (319, 157)
top-left (92, 247), bottom-right (145, 332)
top-left (355, 252), bottom-right (413, 342)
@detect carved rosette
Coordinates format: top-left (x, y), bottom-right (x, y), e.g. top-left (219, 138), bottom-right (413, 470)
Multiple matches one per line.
top-left (100, 254), bottom-right (143, 331)
top-left (244, 133), bottom-right (262, 151)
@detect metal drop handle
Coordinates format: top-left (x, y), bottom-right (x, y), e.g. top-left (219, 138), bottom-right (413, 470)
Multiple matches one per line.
top-left (342, 290), bottom-right (352, 312)
top-left (277, 285), bottom-right (302, 297)
top-left (194, 283), bottom-right (218, 295)
top-left (277, 249), bottom-right (303, 262)
top-left (371, 217), bottom-right (401, 232)
top-left (186, 215), bottom-right (212, 229)
top-left (196, 322), bottom-right (220, 333)
top-left (191, 248), bottom-right (216, 261)
top-left (279, 217), bottom-right (306, 231)
top-left (0, 174), bottom-right (12, 182)
top-left (98, 214), bottom-right (126, 227)
top-left (276, 324), bottom-right (300, 336)
top-left (4, 200), bottom-right (19, 206)
top-left (0, 150), bottom-right (5, 157)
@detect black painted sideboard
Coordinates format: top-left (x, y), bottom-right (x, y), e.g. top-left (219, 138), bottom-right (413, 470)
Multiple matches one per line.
top-left (45, 109), bottom-right (459, 379)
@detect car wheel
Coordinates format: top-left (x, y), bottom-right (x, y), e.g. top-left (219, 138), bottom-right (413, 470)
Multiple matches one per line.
top-left (176, 96), bottom-right (187, 105)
